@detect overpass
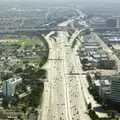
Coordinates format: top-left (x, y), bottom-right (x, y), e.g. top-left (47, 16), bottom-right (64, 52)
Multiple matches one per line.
top-left (0, 26), bottom-right (77, 34)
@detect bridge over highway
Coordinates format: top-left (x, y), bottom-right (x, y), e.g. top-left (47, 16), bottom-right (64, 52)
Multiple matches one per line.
top-left (0, 26), bottom-right (77, 34)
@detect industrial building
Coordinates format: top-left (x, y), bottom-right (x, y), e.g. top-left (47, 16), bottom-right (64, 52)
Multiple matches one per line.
top-left (79, 37), bottom-right (116, 70)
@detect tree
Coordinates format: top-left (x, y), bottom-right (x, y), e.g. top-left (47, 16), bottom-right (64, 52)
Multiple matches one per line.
top-left (111, 112), bottom-right (115, 119)
top-left (2, 98), bottom-right (9, 108)
top-left (86, 73), bottom-right (92, 86)
top-left (15, 68), bottom-right (23, 74)
top-left (2, 73), bottom-right (12, 81)
top-left (11, 94), bottom-right (19, 106)
top-left (21, 104), bottom-right (27, 113)
top-left (87, 103), bottom-right (92, 110)
top-left (89, 109), bottom-right (99, 120)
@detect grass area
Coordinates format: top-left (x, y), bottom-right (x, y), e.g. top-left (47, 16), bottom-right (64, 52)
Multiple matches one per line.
top-left (1, 36), bottom-right (45, 47)
top-left (17, 36), bottom-right (43, 47)
top-left (18, 37), bottom-right (32, 47)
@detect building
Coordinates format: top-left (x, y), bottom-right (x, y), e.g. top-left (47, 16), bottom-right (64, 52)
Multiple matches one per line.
top-left (92, 74), bottom-right (120, 110)
top-left (93, 79), bottom-right (111, 101)
top-left (108, 37), bottom-right (120, 44)
top-left (110, 75), bottom-right (120, 103)
top-left (97, 58), bottom-right (116, 69)
top-left (106, 17), bottom-right (120, 28)
top-left (106, 18), bottom-right (117, 28)
top-left (80, 41), bottom-right (116, 70)
top-left (88, 17), bottom-right (106, 28)
top-left (2, 76), bottom-right (22, 97)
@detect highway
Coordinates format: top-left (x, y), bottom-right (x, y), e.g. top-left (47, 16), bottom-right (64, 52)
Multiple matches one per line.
top-left (40, 30), bottom-right (91, 120)
top-left (39, 12), bottom-right (116, 119)
top-left (37, 7), bottom-right (120, 119)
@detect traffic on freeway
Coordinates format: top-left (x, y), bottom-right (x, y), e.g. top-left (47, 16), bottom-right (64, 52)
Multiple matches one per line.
top-left (40, 30), bottom-right (91, 120)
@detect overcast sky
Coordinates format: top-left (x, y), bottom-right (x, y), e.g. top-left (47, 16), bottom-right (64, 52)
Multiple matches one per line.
top-left (1, 0), bottom-right (120, 8)
top-left (3, 0), bottom-right (120, 2)
top-left (1, 0), bottom-right (120, 4)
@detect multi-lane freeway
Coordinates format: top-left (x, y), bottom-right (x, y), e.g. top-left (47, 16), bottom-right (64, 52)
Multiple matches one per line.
top-left (39, 30), bottom-right (91, 120)
top-left (38, 8), bottom-right (120, 119)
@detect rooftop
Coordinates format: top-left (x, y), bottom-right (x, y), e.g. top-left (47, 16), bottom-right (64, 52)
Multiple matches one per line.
top-left (7, 77), bottom-right (22, 84)
top-left (94, 79), bottom-right (111, 87)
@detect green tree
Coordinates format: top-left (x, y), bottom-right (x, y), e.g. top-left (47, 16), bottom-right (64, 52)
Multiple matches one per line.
top-left (87, 103), bottom-right (92, 110)
top-left (21, 104), bottom-right (27, 113)
top-left (15, 68), bottom-right (23, 74)
top-left (2, 98), bottom-right (9, 108)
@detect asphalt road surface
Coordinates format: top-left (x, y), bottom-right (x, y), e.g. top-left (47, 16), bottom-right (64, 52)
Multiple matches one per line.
top-left (39, 31), bottom-right (91, 120)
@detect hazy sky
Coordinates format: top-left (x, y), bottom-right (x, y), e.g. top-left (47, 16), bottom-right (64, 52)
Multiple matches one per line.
top-left (1, 0), bottom-right (120, 8)
top-left (1, 0), bottom-right (120, 4)
top-left (3, 0), bottom-right (120, 2)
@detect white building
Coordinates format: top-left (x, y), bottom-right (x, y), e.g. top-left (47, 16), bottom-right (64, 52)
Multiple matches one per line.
top-left (2, 77), bottom-right (22, 97)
